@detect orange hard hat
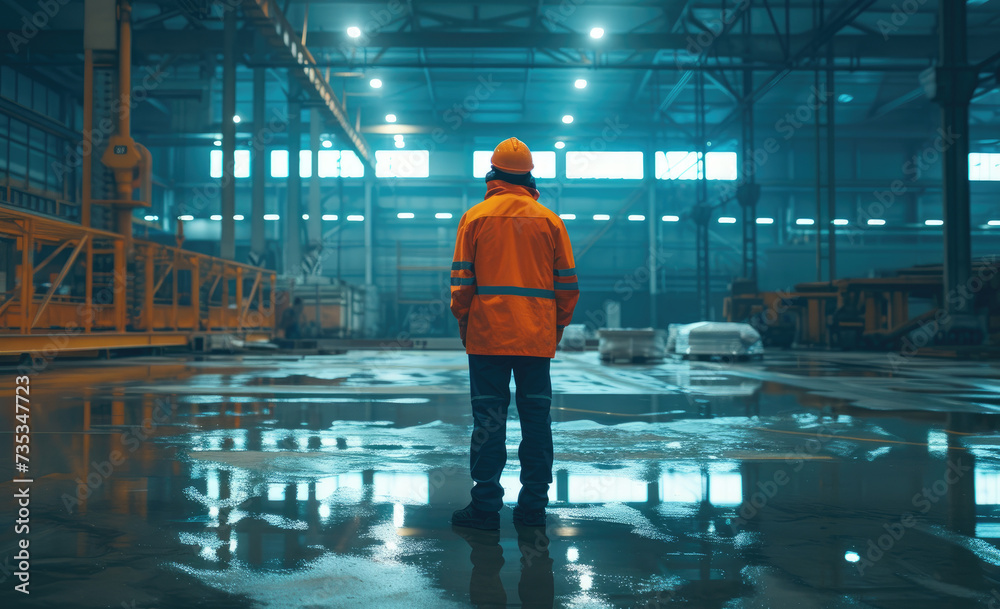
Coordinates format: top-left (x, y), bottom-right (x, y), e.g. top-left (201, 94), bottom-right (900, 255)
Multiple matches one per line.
top-left (491, 137), bottom-right (533, 174)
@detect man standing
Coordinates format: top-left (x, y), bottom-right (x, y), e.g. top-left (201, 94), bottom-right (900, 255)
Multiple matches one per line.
top-left (450, 137), bottom-right (579, 529)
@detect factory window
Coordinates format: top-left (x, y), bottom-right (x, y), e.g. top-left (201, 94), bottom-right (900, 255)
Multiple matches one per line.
top-left (376, 149), bottom-right (429, 178)
top-left (565, 151), bottom-right (643, 179)
top-left (209, 149), bottom-right (250, 178)
top-left (655, 151), bottom-right (738, 180)
top-left (970, 153), bottom-right (1000, 181)
top-left (270, 149), bottom-right (364, 178)
top-left (473, 150), bottom-right (556, 178)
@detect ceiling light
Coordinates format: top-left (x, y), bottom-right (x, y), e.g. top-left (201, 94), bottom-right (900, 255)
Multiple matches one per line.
top-left (347, 215), bottom-right (364, 221)
top-left (838, 93), bottom-right (854, 103)
top-left (868, 218), bottom-right (886, 226)
top-left (322, 214), bottom-right (338, 221)
top-left (796, 218), bottom-right (815, 226)
top-left (302, 214), bottom-right (309, 220)
top-left (662, 215), bottom-right (679, 222)
top-left (845, 551), bottom-right (860, 563)
top-left (395, 140), bottom-right (405, 148)
top-left (589, 27), bottom-right (604, 39)
top-left (210, 214), bottom-right (222, 221)
top-left (369, 78), bottom-right (382, 88)
top-left (213, 140), bottom-right (221, 146)
top-left (178, 214), bottom-right (194, 221)
top-left (718, 217), bottom-right (736, 224)
top-left (756, 217), bottom-right (774, 224)
top-left (574, 79), bottom-right (587, 89)
top-left (924, 219), bottom-right (944, 226)
top-left (833, 218), bottom-right (850, 226)
top-left (559, 213), bottom-right (576, 220)
top-left (232, 115), bottom-right (241, 123)
top-left (347, 26), bottom-right (361, 38)
top-left (264, 213), bottom-right (280, 220)
top-left (435, 212), bottom-right (453, 219)
top-left (627, 214), bottom-right (645, 221)
top-left (322, 140), bottom-right (333, 148)
top-left (987, 220), bottom-right (1000, 226)
top-left (593, 214), bottom-right (610, 221)
top-left (385, 114), bottom-right (397, 123)
top-left (397, 212), bottom-right (414, 219)
top-left (233, 214), bottom-right (245, 220)
top-left (562, 115), bottom-right (574, 124)
top-left (555, 141), bottom-right (565, 149)
top-left (143, 215), bottom-right (158, 221)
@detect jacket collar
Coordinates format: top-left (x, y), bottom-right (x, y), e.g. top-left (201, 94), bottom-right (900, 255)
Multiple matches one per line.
top-left (485, 180), bottom-right (540, 201)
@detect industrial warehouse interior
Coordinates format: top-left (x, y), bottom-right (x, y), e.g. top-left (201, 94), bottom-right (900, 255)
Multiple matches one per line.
top-left (2, 0), bottom-right (1000, 607)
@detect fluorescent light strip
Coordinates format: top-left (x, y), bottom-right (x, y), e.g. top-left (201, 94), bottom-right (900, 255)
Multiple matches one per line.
top-left (718, 217), bottom-right (736, 224)
top-left (347, 215), bottom-right (364, 222)
top-left (796, 218), bottom-right (815, 226)
top-left (661, 215), bottom-right (679, 222)
top-left (925, 219), bottom-right (944, 226)
top-left (435, 212), bottom-right (453, 219)
top-left (868, 219), bottom-right (886, 226)
top-left (397, 212), bottom-right (414, 219)
top-left (322, 214), bottom-right (338, 221)
top-left (833, 219), bottom-right (850, 226)
top-left (756, 217), bottom-right (774, 225)
top-left (627, 214), bottom-right (645, 221)
top-left (264, 214), bottom-right (280, 220)
top-left (593, 214), bottom-right (610, 221)
top-left (559, 213), bottom-right (576, 220)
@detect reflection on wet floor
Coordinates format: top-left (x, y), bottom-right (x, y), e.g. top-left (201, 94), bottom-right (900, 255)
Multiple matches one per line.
top-left (2, 350), bottom-right (1000, 608)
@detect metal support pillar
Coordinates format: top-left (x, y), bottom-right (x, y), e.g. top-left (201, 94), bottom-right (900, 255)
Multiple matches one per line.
top-left (250, 68), bottom-right (266, 267)
top-left (306, 108), bottom-right (323, 274)
top-left (694, 73), bottom-right (710, 320)
top-left (285, 77), bottom-right (302, 276)
top-left (364, 177), bottom-right (374, 286)
top-left (20, 219), bottom-right (33, 334)
top-left (220, 6), bottom-right (237, 260)
top-left (646, 147), bottom-right (657, 327)
top-left (826, 45), bottom-right (837, 282)
top-left (82, 49), bottom-right (93, 228)
top-left (936, 0), bottom-right (974, 319)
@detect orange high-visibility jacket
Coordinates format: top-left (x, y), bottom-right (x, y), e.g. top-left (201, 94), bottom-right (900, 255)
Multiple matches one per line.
top-left (451, 181), bottom-right (579, 358)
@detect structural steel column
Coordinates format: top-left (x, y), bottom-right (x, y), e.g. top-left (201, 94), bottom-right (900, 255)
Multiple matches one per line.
top-left (826, 49), bottom-right (837, 282)
top-left (645, 148), bottom-right (657, 327)
top-left (20, 219), bottom-right (33, 334)
top-left (286, 77), bottom-right (302, 276)
top-left (938, 0), bottom-right (973, 317)
top-left (250, 68), bottom-right (266, 267)
top-left (364, 178), bottom-right (374, 286)
top-left (82, 49), bottom-right (93, 228)
top-left (307, 108), bottom-right (323, 267)
top-left (220, 6), bottom-right (237, 260)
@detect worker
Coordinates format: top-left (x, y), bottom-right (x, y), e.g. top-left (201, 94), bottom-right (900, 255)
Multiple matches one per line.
top-left (450, 137), bottom-right (580, 530)
top-left (280, 297), bottom-right (304, 339)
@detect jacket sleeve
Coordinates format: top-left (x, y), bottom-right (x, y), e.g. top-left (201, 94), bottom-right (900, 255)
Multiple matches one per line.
top-left (450, 215), bottom-right (476, 338)
top-left (552, 219), bottom-right (579, 329)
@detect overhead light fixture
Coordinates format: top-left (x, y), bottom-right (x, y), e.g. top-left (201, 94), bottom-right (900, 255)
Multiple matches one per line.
top-left (796, 218), bottom-right (815, 226)
top-left (322, 140), bottom-right (333, 148)
top-left (868, 218), bottom-right (886, 226)
top-left (718, 217), bottom-right (737, 224)
top-left (369, 78), bottom-right (382, 88)
top-left (302, 214), bottom-right (309, 220)
top-left (322, 214), bottom-right (338, 221)
top-left (756, 217), bottom-right (774, 224)
top-left (393, 134), bottom-right (404, 141)
top-left (988, 220), bottom-right (1000, 226)
top-left (143, 215), bottom-right (158, 221)
top-left (593, 214), bottom-right (610, 221)
top-left (559, 213), bottom-right (576, 220)
top-left (925, 219), bottom-right (944, 226)
top-left (347, 215), bottom-right (365, 221)
top-left (213, 140), bottom-right (222, 146)
top-left (178, 214), bottom-right (194, 221)
top-left (662, 215), bottom-right (679, 222)
top-left (555, 141), bottom-right (566, 149)
top-left (838, 93), bottom-right (854, 103)
top-left (210, 214), bottom-right (223, 221)
top-left (397, 212), bottom-right (414, 219)
top-left (562, 115), bottom-right (574, 124)
top-left (264, 213), bottom-right (280, 220)
top-left (385, 114), bottom-right (397, 123)
top-left (233, 214), bottom-right (245, 221)
top-left (394, 140), bottom-right (405, 148)
top-left (574, 79), bottom-right (587, 89)
top-left (589, 27), bottom-right (604, 39)
top-left (627, 214), bottom-right (645, 221)
top-left (347, 26), bottom-right (361, 38)
top-left (845, 551), bottom-right (861, 563)
top-left (435, 212), bottom-right (453, 219)
top-left (833, 218), bottom-right (850, 226)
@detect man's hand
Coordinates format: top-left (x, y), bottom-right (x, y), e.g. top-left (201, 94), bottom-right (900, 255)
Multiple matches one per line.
top-left (556, 327), bottom-right (565, 344)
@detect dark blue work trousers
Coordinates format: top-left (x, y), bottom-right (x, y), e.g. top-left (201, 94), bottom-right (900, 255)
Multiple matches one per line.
top-left (467, 354), bottom-right (553, 513)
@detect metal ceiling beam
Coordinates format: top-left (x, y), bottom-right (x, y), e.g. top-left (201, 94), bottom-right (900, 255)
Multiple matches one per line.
top-left (9, 30), bottom-right (998, 61)
top-left (242, 0), bottom-right (374, 169)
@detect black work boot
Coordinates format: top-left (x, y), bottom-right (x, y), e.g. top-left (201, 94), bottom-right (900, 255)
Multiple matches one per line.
top-left (512, 505), bottom-right (546, 527)
top-left (452, 502), bottom-right (501, 530)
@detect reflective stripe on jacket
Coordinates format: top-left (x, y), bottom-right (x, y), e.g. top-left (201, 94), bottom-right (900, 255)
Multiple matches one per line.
top-left (450, 180), bottom-right (580, 358)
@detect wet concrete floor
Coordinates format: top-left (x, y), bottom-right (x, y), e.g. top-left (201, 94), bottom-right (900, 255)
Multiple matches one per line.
top-left (2, 349), bottom-right (1000, 608)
